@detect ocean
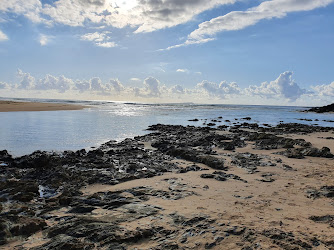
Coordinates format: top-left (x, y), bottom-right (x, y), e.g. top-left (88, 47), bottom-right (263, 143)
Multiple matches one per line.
top-left (1, 98), bottom-right (333, 156)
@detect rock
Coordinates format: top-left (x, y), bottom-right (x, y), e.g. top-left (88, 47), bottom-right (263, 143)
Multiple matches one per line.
top-left (68, 206), bottom-right (96, 214)
top-left (10, 217), bottom-right (47, 237)
top-left (304, 103), bottom-right (334, 113)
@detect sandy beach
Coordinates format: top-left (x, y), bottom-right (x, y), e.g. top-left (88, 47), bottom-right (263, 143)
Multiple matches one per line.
top-left (0, 100), bottom-right (86, 112)
top-left (0, 122), bottom-right (333, 249)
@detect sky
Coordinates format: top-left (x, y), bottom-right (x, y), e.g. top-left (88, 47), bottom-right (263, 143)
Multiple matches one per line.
top-left (0, 0), bottom-right (334, 105)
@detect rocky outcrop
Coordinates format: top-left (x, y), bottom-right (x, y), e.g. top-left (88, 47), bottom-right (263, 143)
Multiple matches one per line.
top-left (305, 103), bottom-right (334, 113)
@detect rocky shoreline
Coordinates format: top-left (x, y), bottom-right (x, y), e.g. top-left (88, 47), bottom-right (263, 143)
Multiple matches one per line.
top-left (304, 103), bottom-right (334, 113)
top-left (1, 121), bottom-right (334, 249)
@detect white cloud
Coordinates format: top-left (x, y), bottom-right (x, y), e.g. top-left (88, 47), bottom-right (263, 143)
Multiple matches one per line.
top-left (170, 84), bottom-right (185, 94)
top-left (0, 82), bottom-right (9, 89)
top-left (311, 82), bottom-right (334, 97)
top-left (39, 34), bottom-right (52, 46)
top-left (75, 80), bottom-right (91, 93)
top-left (36, 74), bottom-right (73, 92)
top-left (130, 77), bottom-right (141, 81)
top-left (166, 0), bottom-right (334, 49)
top-left (1, 0), bottom-right (239, 35)
top-left (90, 77), bottom-right (108, 92)
top-left (109, 79), bottom-right (125, 93)
top-left (197, 80), bottom-right (241, 98)
top-left (142, 76), bottom-right (161, 97)
top-left (80, 31), bottom-right (117, 48)
top-left (176, 69), bottom-right (188, 73)
top-left (0, 29), bottom-right (8, 41)
top-left (4, 69), bottom-right (333, 104)
top-left (0, 0), bottom-right (50, 24)
top-left (245, 71), bottom-right (306, 101)
top-left (17, 69), bottom-right (35, 89)
top-left (96, 41), bottom-right (117, 48)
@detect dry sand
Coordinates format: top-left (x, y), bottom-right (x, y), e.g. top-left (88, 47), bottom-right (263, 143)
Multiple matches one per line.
top-left (0, 100), bottom-right (86, 112)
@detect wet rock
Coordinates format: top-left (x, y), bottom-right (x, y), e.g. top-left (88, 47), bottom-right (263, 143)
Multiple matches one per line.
top-left (0, 150), bottom-right (13, 163)
top-left (200, 174), bottom-right (215, 179)
top-left (207, 123), bottom-right (216, 126)
top-left (225, 226), bottom-right (246, 235)
top-left (306, 186), bottom-right (334, 199)
top-left (309, 215), bottom-right (334, 227)
top-left (9, 216), bottom-right (47, 237)
top-left (33, 235), bottom-right (95, 250)
top-left (68, 205), bottom-right (96, 214)
top-left (279, 146), bottom-right (334, 159)
top-left (231, 153), bottom-right (262, 174)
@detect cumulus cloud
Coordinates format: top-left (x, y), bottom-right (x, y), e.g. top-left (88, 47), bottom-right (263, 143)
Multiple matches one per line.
top-left (311, 82), bottom-right (334, 97)
top-left (0, 0), bottom-right (50, 24)
top-left (143, 76), bottom-right (161, 97)
top-left (75, 80), bottom-right (91, 93)
top-left (3, 69), bottom-right (332, 104)
top-left (197, 80), bottom-right (241, 98)
top-left (39, 34), bottom-right (52, 46)
top-left (80, 31), bottom-right (117, 48)
top-left (245, 71), bottom-right (306, 101)
top-left (0, 29), bottom-right (8, 41)
top-left (109, 79), bottom-right (125, 93)
top-left (36, 74), bottom-right (73, 93)
top-left (0, 82), bottom-right (9, 89)
top-left (166, 0), bottom-right (334, 49)
top-left (17, 69), bottom-right (35, 89)
top-left (170, 84), bottom-right (185, 94)
top-left (90, 77), bottom-right (105, 92)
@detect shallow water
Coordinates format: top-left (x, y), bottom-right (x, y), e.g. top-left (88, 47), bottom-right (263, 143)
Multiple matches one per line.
top-left (1, 99), bottom-right (333, 156)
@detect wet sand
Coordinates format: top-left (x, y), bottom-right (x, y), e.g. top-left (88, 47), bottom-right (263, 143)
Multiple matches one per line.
top-left (0, 100), bottom-right (86, 112)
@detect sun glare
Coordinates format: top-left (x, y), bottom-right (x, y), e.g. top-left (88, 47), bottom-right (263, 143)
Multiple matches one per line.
top-left (113, 0), bottom-right (138, 11)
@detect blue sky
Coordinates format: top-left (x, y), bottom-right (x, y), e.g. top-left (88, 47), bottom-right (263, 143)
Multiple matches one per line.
top-left (0, 0), bottom-right (333, 105)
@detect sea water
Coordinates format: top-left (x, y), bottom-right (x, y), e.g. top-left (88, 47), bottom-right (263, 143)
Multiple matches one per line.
top-left (1, 99), bottom-right (333, 156)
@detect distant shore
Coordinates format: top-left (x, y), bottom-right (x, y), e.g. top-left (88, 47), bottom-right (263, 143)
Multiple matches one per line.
top-left (0, 100), bottom-right (86, 112)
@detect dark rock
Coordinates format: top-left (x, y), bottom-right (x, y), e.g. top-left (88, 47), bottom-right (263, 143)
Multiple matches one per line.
top-left (304, 103), bottom-right (334, 113)
top-left (9, 216), bottom-right (47, 237)
top-left (68, 206), bottom-right (96, 214)
top-left (206, 123), bottom-right (216, 126)
top-left (309, 215), bottom-right (334, 227)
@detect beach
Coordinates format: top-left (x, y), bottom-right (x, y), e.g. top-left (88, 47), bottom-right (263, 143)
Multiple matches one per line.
top-left (1, 120), bottom-right (333, 249)
top-left (0, 100), bottom-right (86, 112)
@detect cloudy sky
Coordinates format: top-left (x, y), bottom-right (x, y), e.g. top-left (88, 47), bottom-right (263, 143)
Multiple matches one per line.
top-left (0, 0), bottom-right (333, 105)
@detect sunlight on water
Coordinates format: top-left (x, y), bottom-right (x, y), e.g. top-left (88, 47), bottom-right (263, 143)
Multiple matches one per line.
top-left (0, 101), bottom-right (333, 156)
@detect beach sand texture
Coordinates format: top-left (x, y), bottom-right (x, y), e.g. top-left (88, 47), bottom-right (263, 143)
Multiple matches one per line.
top-left (0, 100), bottom-right (85, 112)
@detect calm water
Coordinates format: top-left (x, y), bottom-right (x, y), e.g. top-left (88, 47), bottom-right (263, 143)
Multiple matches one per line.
top-left (1, 99), bottom-right (333, 156)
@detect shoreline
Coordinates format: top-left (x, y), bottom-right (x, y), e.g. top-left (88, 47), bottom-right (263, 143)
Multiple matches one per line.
top-left (0, 100), bottom-right (86, 112)
top-left (0, 121), bottom-right (334, 249)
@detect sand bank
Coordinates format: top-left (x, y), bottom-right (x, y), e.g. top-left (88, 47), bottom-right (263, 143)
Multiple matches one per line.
top-left (0, 100), bottom-right (86, 112)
